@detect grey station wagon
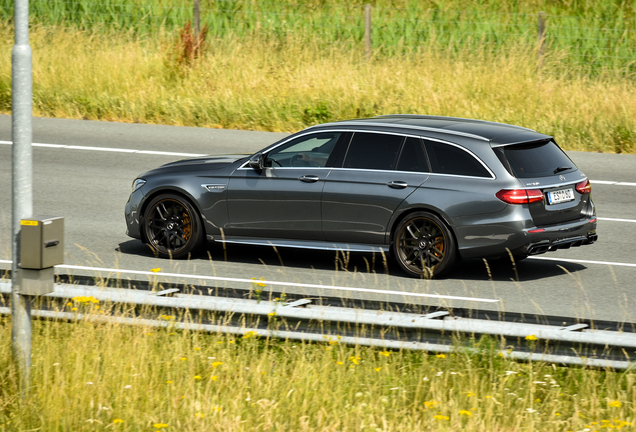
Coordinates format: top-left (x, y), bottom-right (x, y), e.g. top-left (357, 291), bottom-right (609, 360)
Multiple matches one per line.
top-left (125, 115), bottom-right (598, 278)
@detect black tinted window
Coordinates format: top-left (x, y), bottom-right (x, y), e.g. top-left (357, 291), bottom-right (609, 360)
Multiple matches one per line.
top-left (396, 137), bottom-right (429, 172)
top-left (343, 132), bottom-right (404, 170)
top-left (499, 141), bottom-right (576, 178)
top-left (425, 140), bottom-right (491, 177)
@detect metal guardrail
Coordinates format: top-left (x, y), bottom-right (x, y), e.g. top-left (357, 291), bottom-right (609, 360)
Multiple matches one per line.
top-left (1, 280), bottom-right (635, 370)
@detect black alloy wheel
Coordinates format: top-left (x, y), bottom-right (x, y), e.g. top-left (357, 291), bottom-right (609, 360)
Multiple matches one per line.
top-left (393, 211), bottom-right (456, 278)
top-left (143, 194), bottom-right (202, 259)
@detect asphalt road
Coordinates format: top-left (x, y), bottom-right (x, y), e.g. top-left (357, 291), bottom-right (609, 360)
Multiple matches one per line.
top-left (1, 115), bottom-right (635, 324)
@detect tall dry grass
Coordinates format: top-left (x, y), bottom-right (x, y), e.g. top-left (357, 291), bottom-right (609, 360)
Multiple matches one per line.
top-left (1, 309), bottom-right (635, 431)
top-left (0, 23), bottom-right (635, 153)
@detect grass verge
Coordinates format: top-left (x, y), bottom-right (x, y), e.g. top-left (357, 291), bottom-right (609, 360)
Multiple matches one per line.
top-left (0, 23), bottom-right (635, 153)
top-left (1, 306), bottom-right (635, 431)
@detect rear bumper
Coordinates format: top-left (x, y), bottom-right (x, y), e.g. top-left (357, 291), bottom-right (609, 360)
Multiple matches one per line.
top-left (524, 220), bottom-right (598, 255)
top-left (457, 216), bottom-right (597, 259)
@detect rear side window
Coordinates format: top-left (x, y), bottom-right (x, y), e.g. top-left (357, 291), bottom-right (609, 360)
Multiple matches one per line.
top-left (425, 140), bottom-right (491, 178)
top-left (497, 140), bottom-right (576, 178)
top-left (396, 137), bottom-right (430, 172)
top-left (343, 132), bottom-right (404, 170)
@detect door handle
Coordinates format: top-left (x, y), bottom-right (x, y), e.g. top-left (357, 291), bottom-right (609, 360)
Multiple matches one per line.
top-left (299, 175), bottom-right (320, 183)
top-left (387, 181), bottom-right (408, 189)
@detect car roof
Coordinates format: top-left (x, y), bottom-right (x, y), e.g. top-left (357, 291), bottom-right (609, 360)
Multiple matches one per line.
top-left (313, 115), bottom-right (553, 146)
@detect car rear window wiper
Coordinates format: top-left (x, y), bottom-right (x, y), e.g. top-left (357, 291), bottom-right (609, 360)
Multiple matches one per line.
top-left (553, 166), bottom-right (572, 174)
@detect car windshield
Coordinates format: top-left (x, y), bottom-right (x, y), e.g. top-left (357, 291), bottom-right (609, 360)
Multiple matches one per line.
top-left (498, 140), bottom-right (576, 178)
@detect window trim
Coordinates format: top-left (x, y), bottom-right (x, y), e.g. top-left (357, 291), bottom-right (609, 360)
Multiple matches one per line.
top-left (237, 129), bottom-right (496, 180)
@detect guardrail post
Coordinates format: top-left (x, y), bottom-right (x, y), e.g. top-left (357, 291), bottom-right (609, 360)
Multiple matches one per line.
top-left (364, 4), bottom-right (372, 61)
top-left (537, 11), bottom-right (546, 75)
top-left (12, 0), bottom-right (34, 398)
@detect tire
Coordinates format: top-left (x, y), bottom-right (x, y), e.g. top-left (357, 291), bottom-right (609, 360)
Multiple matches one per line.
top-left (392, 211), bottom-right (456, 278)
top-left (143, 193), bottom-right (203, 259)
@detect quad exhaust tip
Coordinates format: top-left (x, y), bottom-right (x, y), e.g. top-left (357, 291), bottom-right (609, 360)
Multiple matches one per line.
top-left (527, 233), bottom-right (598, 256)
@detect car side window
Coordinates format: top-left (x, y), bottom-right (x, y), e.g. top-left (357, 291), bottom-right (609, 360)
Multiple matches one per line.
top-left (343, 132), bottom-right (405, 170)
top-left (265, 132), bottom-right (341, 168)
top-left (396, 137), bottom-right (430, 172)
top-left (424, 140), bottom-right (491, 178)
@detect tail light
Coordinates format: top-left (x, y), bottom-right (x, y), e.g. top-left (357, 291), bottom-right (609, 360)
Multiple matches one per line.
top-left (496, 189), bottom-right (544, 204)
top-left (576, 179), bottom-right (592, 194)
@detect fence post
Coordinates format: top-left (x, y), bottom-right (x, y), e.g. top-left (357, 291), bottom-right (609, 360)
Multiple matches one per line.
top-left (364, 4), bottom-right (372, 60)
top-left (537, 11), bottom-right (545, 74)
top-left (193, 0), bottom-right (200, 40)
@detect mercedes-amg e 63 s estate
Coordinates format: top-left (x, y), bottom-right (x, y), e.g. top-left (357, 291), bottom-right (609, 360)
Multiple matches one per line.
top-left (125, 115), bottom-right (598, 278)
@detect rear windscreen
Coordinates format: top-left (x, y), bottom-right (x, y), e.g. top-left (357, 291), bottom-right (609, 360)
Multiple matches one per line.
top-left (496, 141), bottom-right (576, 178)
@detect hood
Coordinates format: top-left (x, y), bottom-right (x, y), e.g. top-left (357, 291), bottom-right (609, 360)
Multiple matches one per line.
top-left (159, 154), bottom-right (249, 169)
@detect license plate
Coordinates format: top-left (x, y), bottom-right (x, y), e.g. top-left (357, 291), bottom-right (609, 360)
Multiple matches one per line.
top-left (547, 188), bottom-right (574, 205)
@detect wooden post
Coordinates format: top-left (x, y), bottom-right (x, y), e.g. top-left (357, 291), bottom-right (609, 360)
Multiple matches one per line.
top-left (537, 11), bottom-right (545, 74)
top-left (364, 4), bottom-right (372, 61)
top-left (194, 0), bottom-right (200, 40)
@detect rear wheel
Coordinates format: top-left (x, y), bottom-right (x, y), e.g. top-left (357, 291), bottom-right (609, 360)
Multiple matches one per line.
top-left (143, 194), bottom-right (203, 259)
top-left (392, 212), bottom-right (456, 278)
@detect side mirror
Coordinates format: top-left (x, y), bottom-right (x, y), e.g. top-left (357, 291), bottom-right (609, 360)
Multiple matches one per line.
top-left (248, 153), bottom-right (264, 171)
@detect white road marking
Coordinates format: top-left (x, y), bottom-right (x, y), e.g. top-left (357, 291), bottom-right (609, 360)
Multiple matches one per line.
top-left (529, 256), bottom-right (636, 268)
top-left (0, 260), bottom-right (498, 303)
top-left (598, 217), bottom-right (636, 223)
top-left (0, 140), bottom-right (205, 158)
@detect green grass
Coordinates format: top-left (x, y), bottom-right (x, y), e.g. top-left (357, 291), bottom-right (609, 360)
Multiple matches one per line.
top-left (1, 0), bottom-right (635, 76)
top-left (1, 309), bottom-right (635, 431)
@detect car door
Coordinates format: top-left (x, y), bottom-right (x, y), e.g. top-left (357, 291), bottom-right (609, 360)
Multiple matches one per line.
top-left (226, 131), bottom-right (344, 240)
top-left (322, 133), bottom-right (430, 245)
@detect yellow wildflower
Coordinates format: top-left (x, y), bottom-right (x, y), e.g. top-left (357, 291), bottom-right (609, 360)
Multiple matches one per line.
top-left (466, 391), bottom-right (475, 397)
top-left (113, 419), bottom-right (124, 424)
top-left (525, 334), bottom-right (538, 341)
top-left (433, 415), bottom-right (449, 421)
top-left (251, 277), bottom-right (267, 287)
top-left (609, 400), bottom-right (622, 408)
top-left (211, 361), bottom-right (223, 369)
top-left (379, 351), bottom-right (391, 357)
top-left (436, 354), bottom-right (446, 359)
top-left (195, 413), bottom-right (205, 418)
top-left (211, 375), bottom-right (218, 381)
top-left (151, 268), bottom-right (161, 273)
top-left (153, 424), bottom-right (168, 429)
top-left (423, 400), bottom-right (438, 409)
top-left (459, 410), bottom-right (472, 416)
top-left (194, 375), bottom-right (202, 380)
top-left (375, 367), bottom-right (381, 372)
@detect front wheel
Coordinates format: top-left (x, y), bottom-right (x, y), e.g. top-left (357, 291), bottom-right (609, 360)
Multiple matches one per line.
top-left (143, 193), bottom-right (203, 259)
top-left (392, 212), bottom-right (456, 278)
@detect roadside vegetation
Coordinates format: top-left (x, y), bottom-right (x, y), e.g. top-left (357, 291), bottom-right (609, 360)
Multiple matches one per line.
top-left (0, 0), bottom-right (635, 153)
top-left (1, 309), bottom-right (635, 431)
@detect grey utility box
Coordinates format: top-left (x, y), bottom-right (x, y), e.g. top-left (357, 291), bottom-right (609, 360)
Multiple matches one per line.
top-left (18, 216), bottom-right (64, 296)
top-left (20, 216), bottom-right (64, 270)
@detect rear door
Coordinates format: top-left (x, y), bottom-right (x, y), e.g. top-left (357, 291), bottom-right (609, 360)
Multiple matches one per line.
top-left (494, 140), bottom-right (591, 226)
top-left (321, 133), bottom-right (430, 244)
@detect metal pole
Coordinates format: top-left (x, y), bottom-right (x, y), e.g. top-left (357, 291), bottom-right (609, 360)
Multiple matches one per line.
top-left (537, 12), bottom-right (546, 75)
top-left (193, 0), bottom-right (200, 41)
top-left (364, 4), bottom-right (372, 61)
top-left (12, 0), bottom-right (34, 397)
